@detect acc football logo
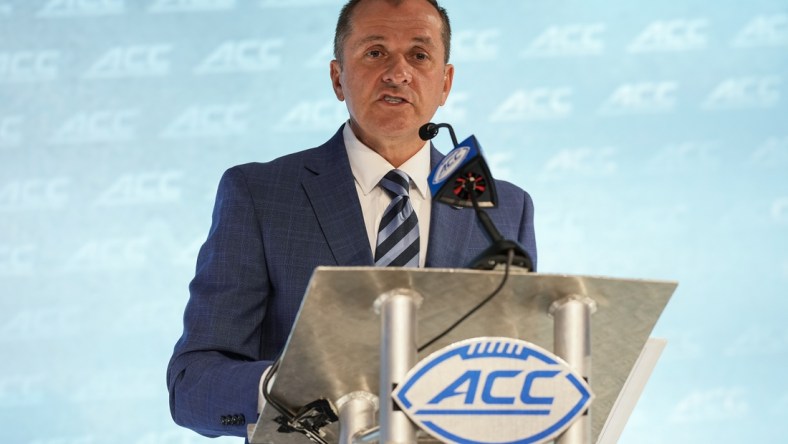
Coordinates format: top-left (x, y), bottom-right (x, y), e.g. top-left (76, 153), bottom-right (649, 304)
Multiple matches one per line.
top-left (432, 146), bottom-right (470, 185)
top-left (393, 337), bottom-right (593, 444)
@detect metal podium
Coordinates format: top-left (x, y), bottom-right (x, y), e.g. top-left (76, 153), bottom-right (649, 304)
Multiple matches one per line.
top-left (247, 266), bottom-right (676, 444)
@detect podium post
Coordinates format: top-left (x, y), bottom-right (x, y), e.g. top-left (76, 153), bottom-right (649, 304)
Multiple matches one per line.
top-left (336, 391), bottom-right (377, 443)
top-left (551, 296), bottom-right (596, 444)
top-left (376, 289), bottom-right (422, 443)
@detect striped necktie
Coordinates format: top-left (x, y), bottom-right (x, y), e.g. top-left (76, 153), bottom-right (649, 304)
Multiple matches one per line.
top-left (374, 169), bottom-right (420, 267)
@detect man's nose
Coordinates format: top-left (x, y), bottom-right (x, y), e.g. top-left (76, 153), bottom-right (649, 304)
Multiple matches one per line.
top-left (381, 55), bottom-right (412, 85)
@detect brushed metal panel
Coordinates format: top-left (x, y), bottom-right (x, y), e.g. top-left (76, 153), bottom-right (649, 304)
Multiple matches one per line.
top-left (249, 267), bottom-right (676, 444)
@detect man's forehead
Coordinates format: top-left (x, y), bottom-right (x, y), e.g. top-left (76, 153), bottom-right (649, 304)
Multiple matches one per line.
top-left (348, 0), bottom-right (443, 36)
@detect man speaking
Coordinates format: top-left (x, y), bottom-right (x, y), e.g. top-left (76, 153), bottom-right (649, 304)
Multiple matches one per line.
top-left (167, 0), bottom-right (537, 438)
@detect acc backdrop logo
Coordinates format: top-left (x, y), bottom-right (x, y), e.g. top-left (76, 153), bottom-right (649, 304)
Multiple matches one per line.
top-left (393, 337), bottom-right (593, 444)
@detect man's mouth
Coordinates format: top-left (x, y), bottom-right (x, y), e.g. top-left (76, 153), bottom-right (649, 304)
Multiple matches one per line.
top-left (382, 95), bottom-right (407, 104)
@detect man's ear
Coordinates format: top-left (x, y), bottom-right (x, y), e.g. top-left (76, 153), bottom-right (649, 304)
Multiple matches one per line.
top-left (440, 63), bottom-right (455, 106)
top-left (330, 59), bottom-right (345, 101)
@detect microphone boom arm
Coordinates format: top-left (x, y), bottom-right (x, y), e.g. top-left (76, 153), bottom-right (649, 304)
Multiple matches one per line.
top-left (466, 180), bottom-right (533, 271)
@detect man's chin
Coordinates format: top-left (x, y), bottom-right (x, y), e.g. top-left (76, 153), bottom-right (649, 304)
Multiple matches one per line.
top-left (371, 115), bottom-right (421, 136)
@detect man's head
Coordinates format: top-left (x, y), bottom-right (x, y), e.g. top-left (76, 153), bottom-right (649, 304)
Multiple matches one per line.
top-left (334, 0), bottom-right (451, 66)
top-left (329, 0), bottom-right (455, 166)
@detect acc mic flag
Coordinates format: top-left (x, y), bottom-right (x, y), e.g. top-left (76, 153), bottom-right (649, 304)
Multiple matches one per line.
top-left (428, 134), bottom-right (498, 208)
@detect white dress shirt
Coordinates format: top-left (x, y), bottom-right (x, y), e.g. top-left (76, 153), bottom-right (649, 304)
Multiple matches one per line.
top-left (343, 122), bottom-right (431, 267)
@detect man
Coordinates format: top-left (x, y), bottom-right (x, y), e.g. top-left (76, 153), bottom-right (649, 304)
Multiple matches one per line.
top-left (167, 0), bottom-right (537, 438)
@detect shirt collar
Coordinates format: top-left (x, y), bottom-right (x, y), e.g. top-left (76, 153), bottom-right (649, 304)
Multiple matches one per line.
top-left (343, 122), bottom-right (431, 199)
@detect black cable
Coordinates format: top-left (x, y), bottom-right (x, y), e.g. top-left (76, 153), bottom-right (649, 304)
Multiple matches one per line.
top-left (417, 177), bottom-right (515, 352)
top-left (261, 358), bottom-right (329, 444)
top-left (417, 247), bottom-right (514, 353)
top-left (262, 358), bottom-right (294, 417)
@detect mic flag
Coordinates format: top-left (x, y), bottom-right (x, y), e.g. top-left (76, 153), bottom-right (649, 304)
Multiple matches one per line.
top-left (427, 134), bottom-right (498, 208)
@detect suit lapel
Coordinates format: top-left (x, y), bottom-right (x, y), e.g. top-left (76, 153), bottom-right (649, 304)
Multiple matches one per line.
top-left (425, 146), bottom-right (475, 268)
top-left (302, 128), bottom-right (374, 266)
top-left (302, 133), bottom-right (474, 268)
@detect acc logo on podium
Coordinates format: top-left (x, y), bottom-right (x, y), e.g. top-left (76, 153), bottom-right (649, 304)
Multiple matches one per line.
top-left (393, 337), bottom-right (593, 444)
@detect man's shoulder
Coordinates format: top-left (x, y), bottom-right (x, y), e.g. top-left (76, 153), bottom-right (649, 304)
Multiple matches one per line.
top-left (229, 126), bottom-right (346, 178)
top-left (495, 177), bottom-right (529, 194)
top-left (232, 145), bottom-right (323, 174)
top-left (493, 177), bottom-right (534, 206)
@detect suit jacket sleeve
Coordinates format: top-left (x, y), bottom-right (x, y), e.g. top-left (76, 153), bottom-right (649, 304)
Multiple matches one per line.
top-left (166, 166), bottom-right (270, 437)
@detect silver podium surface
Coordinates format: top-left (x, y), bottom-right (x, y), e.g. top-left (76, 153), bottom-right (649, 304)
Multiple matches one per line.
top-left (249, 267), bottom-right (676, 444)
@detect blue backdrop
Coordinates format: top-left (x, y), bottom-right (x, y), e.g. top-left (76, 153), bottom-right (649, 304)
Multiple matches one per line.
top-left (1, 0), bottom-right (787, 443)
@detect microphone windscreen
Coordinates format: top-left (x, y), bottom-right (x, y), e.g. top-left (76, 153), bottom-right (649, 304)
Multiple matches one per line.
top-left (419, 122), bottom-right (438, 141)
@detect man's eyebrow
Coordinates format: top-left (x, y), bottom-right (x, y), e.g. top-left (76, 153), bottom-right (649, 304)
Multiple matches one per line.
top-left (355, 35), bottom-right (437, 47)
top-left (412, 36), bottom-right (436, 46)
top-left (357, 35), bottom-right (385, 46)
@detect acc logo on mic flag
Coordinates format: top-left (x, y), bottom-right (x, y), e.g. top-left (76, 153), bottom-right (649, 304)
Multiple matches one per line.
top-left (432, 145), bottom-right (470, 184)
top-left (392, 337), bottom-right (593, 444)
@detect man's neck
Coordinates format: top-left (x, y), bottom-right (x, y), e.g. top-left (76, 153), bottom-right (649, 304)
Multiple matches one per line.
top-left (348, 120), bottom-right (424, 168)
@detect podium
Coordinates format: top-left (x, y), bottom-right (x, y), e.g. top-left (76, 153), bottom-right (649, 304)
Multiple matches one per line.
top-left (248, 267), bottom-right (676, 444)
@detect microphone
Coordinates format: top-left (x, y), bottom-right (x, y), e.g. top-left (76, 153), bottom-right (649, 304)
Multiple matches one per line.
top-left (419, 122), bottom-right (439, 141)
top-left (422, 122), bottom-right (533, 271)
top-left (419, 122), bottom-right (459, 147)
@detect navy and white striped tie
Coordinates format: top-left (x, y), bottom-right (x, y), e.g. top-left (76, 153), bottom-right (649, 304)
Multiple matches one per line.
top-left (374, 169), bottom-right (420, 267)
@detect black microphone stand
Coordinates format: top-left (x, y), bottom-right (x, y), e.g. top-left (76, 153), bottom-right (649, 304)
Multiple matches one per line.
top-left (466, 179), bottom-right (533, 271)
top-left (420, 121), bottom-right (533, 271)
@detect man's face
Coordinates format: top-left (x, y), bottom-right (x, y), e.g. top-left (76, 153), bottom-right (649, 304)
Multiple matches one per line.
top-left (330, 0), bottom-right (454, 152)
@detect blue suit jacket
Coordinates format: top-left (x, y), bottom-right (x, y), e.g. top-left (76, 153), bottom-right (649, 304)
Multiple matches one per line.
top-left (166, 126), bottom-right (537, 437)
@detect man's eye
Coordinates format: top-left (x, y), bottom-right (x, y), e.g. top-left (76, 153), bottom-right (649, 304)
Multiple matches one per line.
top-left (367, 50), bottom-right (383, 58)
top-left (414, 53), bottom-right (429, 61)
